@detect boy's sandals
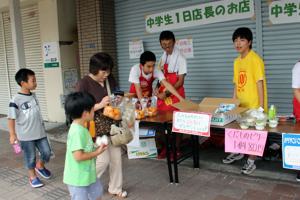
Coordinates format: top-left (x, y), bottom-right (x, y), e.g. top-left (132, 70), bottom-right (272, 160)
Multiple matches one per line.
top-left (109, 190), bottom-right (128, 199)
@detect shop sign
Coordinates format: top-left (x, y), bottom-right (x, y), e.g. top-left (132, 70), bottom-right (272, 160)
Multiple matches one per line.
top-left (282, 133), bottom-right (300, 170)
top-left (225, 128), bottom-right (268, 156)
top-left (269, 0), bottom-right (300, 24)
top-left (172, 111), bottom-right (212, 137)
top-left (145, 0), bottom-right (254, 33)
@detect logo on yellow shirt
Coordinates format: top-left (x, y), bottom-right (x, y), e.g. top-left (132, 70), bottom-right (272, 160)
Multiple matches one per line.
top-left (238, 71), bottom-right (247, 92)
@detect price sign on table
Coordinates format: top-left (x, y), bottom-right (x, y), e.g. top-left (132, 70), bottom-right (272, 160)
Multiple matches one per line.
top-left (225, 128), bottom-right (268, 156)
top-left (172, 111), bottom-right (212, 137)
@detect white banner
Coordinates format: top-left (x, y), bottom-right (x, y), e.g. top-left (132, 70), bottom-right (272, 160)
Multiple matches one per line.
top-left (145, 0), bottom-right (254, 33)
top-left (175, 38), bottom-right (194, 58)
top-left (269, 0), bottom-right (300, 24)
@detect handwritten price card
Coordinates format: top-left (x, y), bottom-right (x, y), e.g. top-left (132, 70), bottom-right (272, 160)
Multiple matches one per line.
top-left (225, 128), bottom-right (268, 156)
top-left (172, 111), bottom-right (211, 137)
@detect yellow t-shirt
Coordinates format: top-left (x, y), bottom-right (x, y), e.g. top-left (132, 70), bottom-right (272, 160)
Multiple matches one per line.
top-left (233, 50), bottom-right (268, 111)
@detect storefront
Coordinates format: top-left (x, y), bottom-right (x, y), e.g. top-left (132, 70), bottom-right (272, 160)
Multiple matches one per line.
top-left (114, 0), bottom-right (300, 115)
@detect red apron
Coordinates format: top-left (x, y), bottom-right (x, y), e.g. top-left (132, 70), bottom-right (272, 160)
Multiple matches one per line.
top-left (129, 64), bottom-right (155, 97)
top-left (157, 59), bottom-right (185, 111)
top-left (293, 97), bottom-right (300, 122)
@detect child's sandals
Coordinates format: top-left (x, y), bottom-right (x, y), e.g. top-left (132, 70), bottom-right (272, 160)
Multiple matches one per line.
top-left (109, 190), bottom-right (128, 199)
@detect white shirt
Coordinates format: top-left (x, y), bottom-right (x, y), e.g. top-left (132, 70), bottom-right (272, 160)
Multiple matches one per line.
top-left (292, 62), bottom-right (300, 89)
top-left (158, 47), bottom-right (187, 75)
top-left (128, 64), bottom-right (165, 84)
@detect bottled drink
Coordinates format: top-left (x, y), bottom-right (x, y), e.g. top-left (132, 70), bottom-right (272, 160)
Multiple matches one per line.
top-left (268, 105), bottom-right (277, 120)
top-left (12, 141), bottom-right (21, 154)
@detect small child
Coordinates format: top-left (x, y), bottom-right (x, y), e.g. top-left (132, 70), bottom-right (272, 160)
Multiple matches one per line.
top-left (63, 92), bottom-right (107, 200)
top-left (8, 68), bottom-right (52, 188)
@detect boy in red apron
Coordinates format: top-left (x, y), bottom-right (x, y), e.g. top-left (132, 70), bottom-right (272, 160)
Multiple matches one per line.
top-left (292, 60), bottom-right (300, 181)
top-left (156, 31), bottom-right (187, 160)
top-left (128, 51), bottom-right (184, 101)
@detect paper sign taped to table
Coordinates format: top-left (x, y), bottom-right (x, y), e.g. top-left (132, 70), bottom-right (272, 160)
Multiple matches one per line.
top-left (225, 128), bottom-right (268, 156)
top-left (282, 133), bottom-right (300, 170)
top-left (172, 111), bottom-right (211, 137)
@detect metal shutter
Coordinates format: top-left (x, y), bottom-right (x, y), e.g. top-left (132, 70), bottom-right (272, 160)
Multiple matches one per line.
top-left (261, 1), bottom-right (300, 115)
top-left (0, 13), bottom-right (10, 114)
top-left (21, 5), bottom-right (48, 120)
top-left (115, 0), bottom-right (257, 102)
top-left (2, 11), bottom-right (19, 101)
top-left (0, 5), bottom-right (48, 119)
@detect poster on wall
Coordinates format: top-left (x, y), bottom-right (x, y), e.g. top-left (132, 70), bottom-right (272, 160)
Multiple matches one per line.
top-left (63, 69), bottom-right (78, 94)
top-left (129, 40), bottom-right (144, 59)
top-left (145, 0), bottom-right (255, 33)
top-left (269, 0), bottom-right (300, 24)
top-left (175, 38), bottom-right (194, 58)
top-left (282, 133), bottom-right (300, 170)
top-left (42, 42), bottom-right (60, 68)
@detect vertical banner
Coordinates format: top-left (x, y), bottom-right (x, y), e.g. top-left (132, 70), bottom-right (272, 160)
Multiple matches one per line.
top-left (225, 128), bottom-right (268, 156)
top-left (172, 111), bottom-right (212, 137)
top-left (129, 40), bottom-right (144, 59)
top-left (282, 133), bottom-right (300, 170)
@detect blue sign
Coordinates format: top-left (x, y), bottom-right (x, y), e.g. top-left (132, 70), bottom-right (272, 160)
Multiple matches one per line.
top-left (282, 133), bottom-right (300, 170)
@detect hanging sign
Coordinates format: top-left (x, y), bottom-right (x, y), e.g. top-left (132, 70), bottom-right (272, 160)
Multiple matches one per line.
top-left (145, 0), bottom-right (254, 33)
top-left (269, 0), bottom-right (300, 24)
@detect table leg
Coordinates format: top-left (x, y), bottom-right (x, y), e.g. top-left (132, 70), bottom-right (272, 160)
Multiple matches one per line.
top-left (172, 130), bottom-right (179, 183)
top-left (193, 135), bottom-right (200, 168)
top-left (164, 123), bottom-right (173, 183)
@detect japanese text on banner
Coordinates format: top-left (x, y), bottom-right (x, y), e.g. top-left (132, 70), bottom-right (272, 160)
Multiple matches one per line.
top-left (269, 0), bottom-right (300, 24)
top-left (145, 0), bottom-right (254, 33)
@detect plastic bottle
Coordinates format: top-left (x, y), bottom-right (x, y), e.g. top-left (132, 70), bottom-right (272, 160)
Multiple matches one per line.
top-left (12, 141), bottom-right (21, 154)
top-left (268, 105), bottom-right (277, 120)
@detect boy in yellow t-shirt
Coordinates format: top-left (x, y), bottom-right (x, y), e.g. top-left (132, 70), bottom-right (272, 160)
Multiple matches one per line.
top-left (222, 27), bottom-right (268, 175)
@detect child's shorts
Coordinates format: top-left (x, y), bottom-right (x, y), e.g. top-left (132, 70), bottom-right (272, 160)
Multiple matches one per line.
top-left (67, 179), bottom-right (103, 200)
top-left (20, 137), bottom-right (51, 169)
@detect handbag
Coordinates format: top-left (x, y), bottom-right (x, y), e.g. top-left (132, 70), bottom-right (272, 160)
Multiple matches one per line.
top-left (110, 121), bottom-right (133, 146)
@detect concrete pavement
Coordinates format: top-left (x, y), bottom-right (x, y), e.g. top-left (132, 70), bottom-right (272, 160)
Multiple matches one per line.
top-left (1, 116), bottom-right (300, 200)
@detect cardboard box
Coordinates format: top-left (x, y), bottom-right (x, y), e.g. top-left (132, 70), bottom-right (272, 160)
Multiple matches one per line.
top-left (172, 97), bottom-right (248, 126)
top-left (127, 138), bottom-right (157, 159)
